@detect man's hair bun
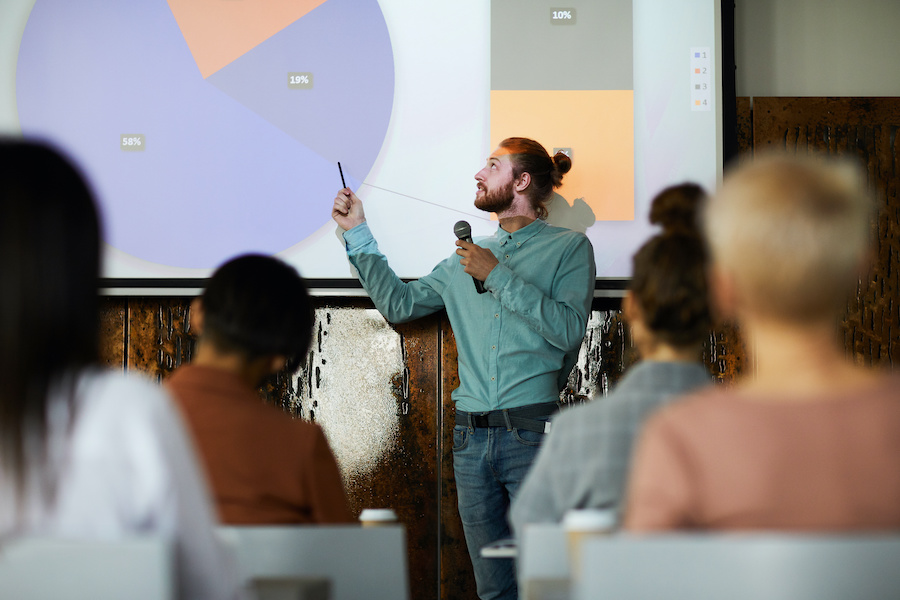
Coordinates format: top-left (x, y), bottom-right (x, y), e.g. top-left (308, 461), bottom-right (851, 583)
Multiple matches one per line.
top-left (550, 152), bottom-right (572, 188)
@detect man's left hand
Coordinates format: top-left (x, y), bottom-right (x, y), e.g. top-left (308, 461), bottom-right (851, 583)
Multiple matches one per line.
top-left (456, 240), bottom-right (499, 282)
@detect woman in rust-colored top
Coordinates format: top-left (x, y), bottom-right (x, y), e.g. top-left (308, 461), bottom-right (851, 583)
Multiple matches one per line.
top-left (167, 255), bottom-right (352, 525)
top-left (625, 155), bottom-right (900, 532)
top-left (168, 364), bottom-right (352, 524)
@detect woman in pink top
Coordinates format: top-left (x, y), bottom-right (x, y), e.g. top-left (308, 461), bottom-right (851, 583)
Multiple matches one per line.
top-left (624, 154), bottom-right (900, 531)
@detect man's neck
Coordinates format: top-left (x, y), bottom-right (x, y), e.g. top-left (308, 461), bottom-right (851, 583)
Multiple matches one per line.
top-left (495, 196), bottom-right (538, 233)
top-left (497, 215), bottom-right (536, 233)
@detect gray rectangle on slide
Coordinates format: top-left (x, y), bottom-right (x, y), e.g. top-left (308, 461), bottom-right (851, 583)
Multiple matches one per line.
top-left (491, 0), bottom-right (633, 90)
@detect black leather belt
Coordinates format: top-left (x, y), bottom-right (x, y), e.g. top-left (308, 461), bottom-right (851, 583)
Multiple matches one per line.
top-left (455, 402), bottom-right (559, 434)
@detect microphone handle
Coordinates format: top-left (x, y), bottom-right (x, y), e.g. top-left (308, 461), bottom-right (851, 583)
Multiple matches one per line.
top-left (463, 236), bottom-right (487, 294)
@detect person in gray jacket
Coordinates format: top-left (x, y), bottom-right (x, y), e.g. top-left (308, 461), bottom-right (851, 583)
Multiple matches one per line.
top-left (509, 182), bottom-right (714, 534)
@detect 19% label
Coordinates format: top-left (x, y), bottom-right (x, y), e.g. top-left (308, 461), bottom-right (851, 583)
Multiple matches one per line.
top-left (120, 134), bottom-right (145, 152)
top-left (288, 72), bottom-right (314, 89)
top-left (550, 8), bottom-right (576, 24)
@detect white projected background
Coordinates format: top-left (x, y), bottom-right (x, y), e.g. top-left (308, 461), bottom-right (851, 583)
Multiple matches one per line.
top-left (0, 0), bottom-right (721, 286)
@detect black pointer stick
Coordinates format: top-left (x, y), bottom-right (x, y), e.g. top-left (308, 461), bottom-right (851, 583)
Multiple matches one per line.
top-left (338, 162), bottom-right (346, 188)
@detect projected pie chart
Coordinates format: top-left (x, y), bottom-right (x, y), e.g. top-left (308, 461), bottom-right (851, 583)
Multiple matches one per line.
top-left (16, 0), bottom-right (394, 268)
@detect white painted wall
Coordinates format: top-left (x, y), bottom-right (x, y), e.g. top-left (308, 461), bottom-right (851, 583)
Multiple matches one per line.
top-left (735, 0), bottom-right (900, 97)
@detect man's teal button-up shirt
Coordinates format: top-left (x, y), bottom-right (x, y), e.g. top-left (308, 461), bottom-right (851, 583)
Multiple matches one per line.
top-left (342, 219), bottom-right (595, 412)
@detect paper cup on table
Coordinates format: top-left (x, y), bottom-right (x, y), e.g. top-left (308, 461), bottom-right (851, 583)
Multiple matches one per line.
top-left (359, 508), bottom-right (398, 527)
top-left (563, 509), bottom-right (615, 580)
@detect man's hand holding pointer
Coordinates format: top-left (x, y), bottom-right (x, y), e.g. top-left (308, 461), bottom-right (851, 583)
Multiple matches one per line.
top-left (332, 188), bottom-right (366, 231)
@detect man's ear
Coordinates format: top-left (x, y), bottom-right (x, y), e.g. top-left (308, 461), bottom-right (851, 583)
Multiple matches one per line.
top-left (268, 355), bottom-right (288, 375)
top-left (515, 171), bottom-right (531, 193)
top-left (189, 297), bottom-right (205, 335)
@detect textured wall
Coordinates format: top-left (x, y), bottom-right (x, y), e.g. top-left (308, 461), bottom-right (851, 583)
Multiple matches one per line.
top-left (752, 97), bottom-right (900, 367)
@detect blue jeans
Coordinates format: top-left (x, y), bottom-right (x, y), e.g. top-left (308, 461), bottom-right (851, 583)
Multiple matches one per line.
top-left (452, 414), bottom-right (548, 600)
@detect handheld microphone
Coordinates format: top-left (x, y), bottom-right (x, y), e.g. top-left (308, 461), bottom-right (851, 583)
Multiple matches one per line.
top-left (454, 220), bottom-right (487, 294)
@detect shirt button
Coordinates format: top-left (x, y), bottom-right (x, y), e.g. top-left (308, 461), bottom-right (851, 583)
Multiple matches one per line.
top-left (495, 314), bottom-right (499, 318)
top-left (517, 242), bottom-right (521, 247)
top-left (492, 345), bottom-right (496, 350)
top-left (505, 254), bottom-right (510, 259)
top-left (491, 377), bottom-right (495, 381)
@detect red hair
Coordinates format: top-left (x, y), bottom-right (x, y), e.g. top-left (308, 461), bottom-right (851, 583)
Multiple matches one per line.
top-left (498, 137), bottom-right (571, 219)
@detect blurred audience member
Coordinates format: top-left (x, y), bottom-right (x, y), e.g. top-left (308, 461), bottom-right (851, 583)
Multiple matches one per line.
top-left (510, 183), bottom-right (713, 534)
top-left (0, 138), bottom-right (239, 599)
top-left (167, 255), bottom-right (353, 524)
top-left (625, 154), bottom-right (900, 531)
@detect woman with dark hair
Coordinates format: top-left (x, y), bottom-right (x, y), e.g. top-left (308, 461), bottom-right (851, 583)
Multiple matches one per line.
top-left (166, 254), bottom-right (352, 525)
top-left (509, 182), bottom-right (713, 533)
top-left (0, 139), bottom-right (239, 599)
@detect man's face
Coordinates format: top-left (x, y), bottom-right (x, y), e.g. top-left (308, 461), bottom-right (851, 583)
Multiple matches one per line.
top-left (474, 150), bottom-right (516, 213)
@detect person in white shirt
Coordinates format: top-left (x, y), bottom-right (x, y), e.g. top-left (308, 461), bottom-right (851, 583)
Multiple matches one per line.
top-left (0, 138), bottom-right (240, 600)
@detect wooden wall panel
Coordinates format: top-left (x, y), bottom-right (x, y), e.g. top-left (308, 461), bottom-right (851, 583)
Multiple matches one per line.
top-left (391, 316), bottom-right (441, 600)
top-left (439, 319), bottom-right (478, 600)
top-left (98, 298), bottom-right (126, 370)
top-left (125, 298), bottom-right (193, 381)
top-left (752, 97), bottom-right (900, 367)
top-left (736, 96), bottom-right (753, 164)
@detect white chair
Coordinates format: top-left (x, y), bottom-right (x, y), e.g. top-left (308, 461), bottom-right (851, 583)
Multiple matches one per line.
top-left (0, 536), bottom-right (172, 600)
top-left (517, 523), bottom-right (569, 600)
top-left (574, 534), bottom-right (900, 600)
top-left (219, 524), bottom-right (410, 600)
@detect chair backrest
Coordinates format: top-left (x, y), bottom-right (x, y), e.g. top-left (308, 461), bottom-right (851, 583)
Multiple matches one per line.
top-left (519, 524), bottom-right (569, 579)
top-left (574, 534), bottom-right (900, 600)
top-left (0, 536), bottom-right (172, 600)
top-left (518, 523), bottom-right (570, 599)
top-left (219, 524), bottom-right (410, 600)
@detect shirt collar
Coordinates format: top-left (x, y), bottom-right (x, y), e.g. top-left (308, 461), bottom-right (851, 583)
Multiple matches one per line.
top-left (496, 219), bottom-right (547, 247)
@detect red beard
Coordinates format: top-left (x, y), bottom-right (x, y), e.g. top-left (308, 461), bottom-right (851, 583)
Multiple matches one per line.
top-left (475, 177), bottom-right (515, 213)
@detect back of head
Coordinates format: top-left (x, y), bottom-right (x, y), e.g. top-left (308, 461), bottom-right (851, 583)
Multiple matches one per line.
top-left (704, 154), bottom-right (871, 323)
top-left (630, 183), bottom-right (711, 348)
top-left (201, 254), bottom-right (313, 372)
top-left (497, 137), bottom-right (572, 219)
top-left (0, 138), bottom-right (101, 488)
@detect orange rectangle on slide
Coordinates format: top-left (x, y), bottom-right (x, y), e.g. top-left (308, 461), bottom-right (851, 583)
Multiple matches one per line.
top-left (491, 90), bottom-right (634, 221)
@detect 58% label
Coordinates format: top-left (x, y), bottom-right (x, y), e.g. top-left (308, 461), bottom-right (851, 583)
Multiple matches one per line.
top-left (120, 134), bottom-right (145, 151)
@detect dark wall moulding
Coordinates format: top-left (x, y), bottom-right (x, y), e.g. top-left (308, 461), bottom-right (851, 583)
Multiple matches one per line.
top-left (99, 278), bottom-right (629, 291)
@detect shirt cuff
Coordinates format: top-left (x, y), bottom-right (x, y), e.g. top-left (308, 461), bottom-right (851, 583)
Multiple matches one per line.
top-left (341, 221), bottom-right (375, 254)
top-left (484, 263), bottom-right (512, 293)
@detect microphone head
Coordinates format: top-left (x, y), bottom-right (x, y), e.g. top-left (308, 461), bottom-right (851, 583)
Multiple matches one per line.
top-left (453, 220), bottom-right (472, 240)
